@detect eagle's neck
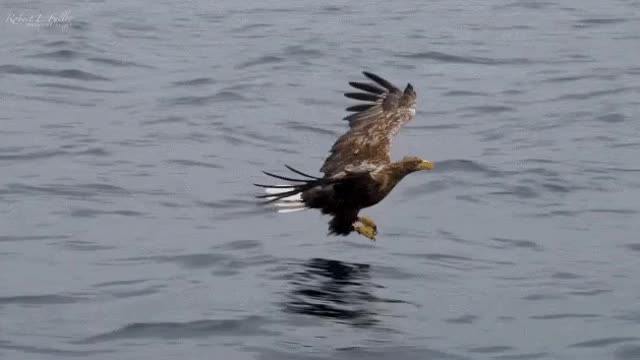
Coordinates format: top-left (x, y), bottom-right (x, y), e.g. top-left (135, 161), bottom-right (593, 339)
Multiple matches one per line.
top-left (373, 161), bottom-right (416, 194)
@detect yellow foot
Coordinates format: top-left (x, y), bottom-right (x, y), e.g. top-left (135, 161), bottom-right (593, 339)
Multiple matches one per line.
top-left (354, 224), bottom-right (377, 241)
top-left (358, 216), bottom-right (377, 233)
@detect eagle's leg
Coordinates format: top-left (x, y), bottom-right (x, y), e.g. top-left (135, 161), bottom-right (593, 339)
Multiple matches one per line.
top-left (357, 216), bottom-right (378, 234)
top-left (353, 216), bottom-right (378, 241)
top-left (353, 223), bottom-right (377, 241)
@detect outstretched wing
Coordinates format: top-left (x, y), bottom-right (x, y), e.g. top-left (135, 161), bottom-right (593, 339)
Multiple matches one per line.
top-left (319, 71), bottom-right (417, 177)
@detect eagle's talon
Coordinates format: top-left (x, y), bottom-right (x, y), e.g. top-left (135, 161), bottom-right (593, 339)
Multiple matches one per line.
top-left (354, 224), bottom-right (377, 241)
top-left (358, 216), bottom-right (378, 233)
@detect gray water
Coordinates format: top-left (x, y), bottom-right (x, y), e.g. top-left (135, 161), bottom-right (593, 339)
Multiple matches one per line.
top-left (1, 1), bottom-right (640, 359)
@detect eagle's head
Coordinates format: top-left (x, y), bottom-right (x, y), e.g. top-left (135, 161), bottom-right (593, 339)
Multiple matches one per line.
top-left (401, 156), bottom-right (435, 172)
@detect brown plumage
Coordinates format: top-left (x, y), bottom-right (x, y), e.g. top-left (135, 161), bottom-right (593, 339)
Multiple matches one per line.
top-left (255, 72), bottom-right (434, 240)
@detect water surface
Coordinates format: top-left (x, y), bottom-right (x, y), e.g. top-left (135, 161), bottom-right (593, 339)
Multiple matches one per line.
top-left (1, 1), bottom-right (640, 359)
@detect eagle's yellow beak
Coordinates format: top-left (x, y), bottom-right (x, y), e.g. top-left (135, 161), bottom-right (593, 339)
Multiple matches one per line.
top-left (418, 160), bottom-right (435, 170)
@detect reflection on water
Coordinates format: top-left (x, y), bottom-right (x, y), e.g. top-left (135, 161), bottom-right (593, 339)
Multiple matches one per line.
top-left (284, 258), bottom-right (378, 327)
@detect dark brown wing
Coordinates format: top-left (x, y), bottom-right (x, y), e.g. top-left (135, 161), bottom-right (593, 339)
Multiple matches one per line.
top-left (319, 71), bottom-right (417, 177)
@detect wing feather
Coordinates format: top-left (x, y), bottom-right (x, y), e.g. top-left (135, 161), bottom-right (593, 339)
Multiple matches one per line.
top-left (363, 71), bottom-right (399, 92)
top-left (348, 82), bottom-right (385, 94)
top-left (344, 92), bottom-right (380, 102)
top-left (345, 104), bottom-right (374, 112)
top-left (320, 72), bottom-right (417, 177)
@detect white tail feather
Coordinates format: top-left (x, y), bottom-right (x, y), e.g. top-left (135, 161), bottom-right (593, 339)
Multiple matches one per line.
top-left (273, 201), bottom-right (305, 208)
top-left (264, 185), bottom-right (308, 213)
top-left (264, 187), bottom-right (294, 194)
top-left (278, 207), bottom-right (307, 213)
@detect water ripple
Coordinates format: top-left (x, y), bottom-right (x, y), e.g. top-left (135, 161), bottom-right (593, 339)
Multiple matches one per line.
top-left (69, 208), bottom-right (146, 218)
top-left (616, 345), bottom-right (640, 359)
top-left (569, 337), bottom-right (639, 348)
top-left (87, 57), bottom-right (152, 68)
top-left (35, 83), bottom-right (127, 94)
top-left (166, 159), bottom-right (223, 169)
top-left (164, 91), bottom-right (246, 106)
top-left (26, 49), bottom-right (80, 60)
top-left (396, 51), bottom-right (533, 65)
top-left (237, 55), bottom-right (285, 69)
top-left (0, 65), bottom-right (110, 81)
top-left (436, 159), bottom-right (506, 178)
top-left (1, 183), bottom-right (129, 198)
top-left (0, 235), bottom-right (69, 242)
top-left (0, 294), bottom-right (86, 306)
top-left (172, 77), bottom-right (217, 87)
top-left (79, 316), bottom-right (278, 343)
top-left (530, 313), bottom-right (600, 320)
top-left (0, 342), bottom-right (113, 357)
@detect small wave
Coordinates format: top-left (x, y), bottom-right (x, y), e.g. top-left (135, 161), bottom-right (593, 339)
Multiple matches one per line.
top-left (396, 51), bottom-right (532, 65)
top-left (111, 22), bottom-right (157, 32)
top-left (554, 87), bottom-right (632, 101)
top-left (530, 313), bottom-right (600, 320)
top-left (393, 252), bottom-right (515, 270)
top-left (0, 147), bottom-right (108, 161)
top-left (0, 65), bottom-right (109, 81)
top-left (141, 116), bottom-right (186, 125)
top-left (0, 149), bottom-right (66, 161)
top-left (444, 315), bottom-right (478, 324)
top-left (492, 352), bottom-right (550, 359)
top-left (436, 159), bottom-right (505, 178)
top-left (489, 185), bottom-right (539, 199)
top-left (443, 90), bottom-right (489, 97)
top-left (164, 91), bottom-right (246, 106)
top-left (0, 342), bottom-right (113, 357)
top-left (196, 198), bottom-right (256, 210)
top-left (595, 113), bottom-right (626, 123)
top-left (79, 316), bottom-right (276, 343)
top-left (27, 49), bottom-right (80, 60)
top-left (522, 293), bottom-right (564, 301)
top-left (490, 237), bottom-right (542, 251)
top-left (120, 252), bottom-right (277, 273)
top-left (551, 272), bottom-right (581, 280)
top-left (213, 239), bottom-right (263, 251)
top-left (36, 83), bottom-right (126, 94)
top-left (575, 18), bottom-right (627, 28)
top-left (461, 105), bottom-right (515, 114)
top-left (569, 289), bottom-right (611, 296)
top-left (494, 1), bottom-right (555, 10)
top-left (616, 346), bottom-right (640, 360)
top-left (88, 57), bottom-right (152, 68)
top-left (43, 40), bottom-right (72, 47)
top-left (94, 279), bottom-right (150, 288)
top-left (0, 235), bottom-right (69, 242)
top-left (236, 55), bottom-right (284, 69)
top-left (166, 159), bottom-right (223, 169)
top-left (69, 208), bottom-right (145, 218)
top-left (542, 73), bottom-right (615, 83)
top-left (467, 346), bottom-right (514, 354)
top-left (569, 337), bottom-right (639, 348)
top-left (2, 183), bottom-right (129, 198)
top-left (282, 45), bottom-right (323, 58)
top-left (285, 123), bottom-right (338, 136)
top-left (233, 23), bottom-right (272, 33)
top-left (623, 243), bottom-right (640, 252)
top-left (172, 77), bottom-right (216, 87)
top-left (63, 240), bottom-right (117, 251)
top-left (0, 294), bottom-right (85, 305)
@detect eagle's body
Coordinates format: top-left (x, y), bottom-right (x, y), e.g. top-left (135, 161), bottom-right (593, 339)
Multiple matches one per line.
top-left (256, 72), bottom-right (434, 240)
